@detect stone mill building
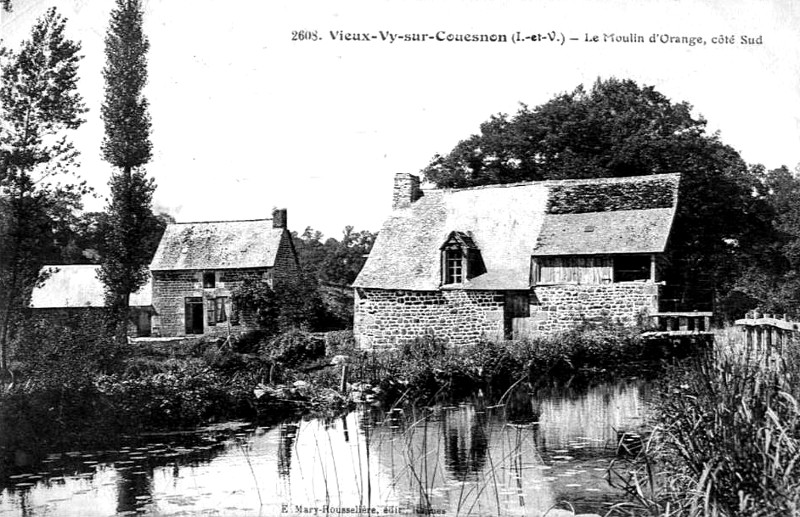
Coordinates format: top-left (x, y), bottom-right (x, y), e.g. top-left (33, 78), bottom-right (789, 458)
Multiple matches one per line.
top-left (148, 208), bottom-right (299, 337)
top-left (352, 172), bottom-right (681, 348)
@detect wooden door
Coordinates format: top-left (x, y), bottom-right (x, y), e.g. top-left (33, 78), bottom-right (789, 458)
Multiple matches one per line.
top-left (185, 297), bottom-right (204, 334)
top-left (504, 292), bottom-right (530, 340)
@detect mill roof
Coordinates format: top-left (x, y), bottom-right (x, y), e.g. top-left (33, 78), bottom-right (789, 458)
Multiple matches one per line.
top-left (353, 173), bottom-right (679, 291)
top-left (149, 219), bottom-right (284, 271)
top-left (29, 265), bottom-right (152, 308)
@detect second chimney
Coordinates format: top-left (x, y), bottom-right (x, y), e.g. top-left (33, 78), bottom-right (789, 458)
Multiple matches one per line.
top-left (392, 173), bottom-right (422, 210)
top-left (272, 208), bottom-right (287, 229)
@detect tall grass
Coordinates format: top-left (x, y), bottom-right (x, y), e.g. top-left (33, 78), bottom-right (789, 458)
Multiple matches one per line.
top-left (609, 330), bottom-right (800, 517)
top-left (347, 325), bottom-right (650, 403)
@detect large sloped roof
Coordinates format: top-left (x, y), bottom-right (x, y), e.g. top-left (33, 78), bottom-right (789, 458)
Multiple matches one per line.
top-left (353, 173), bottom-right (679, 291)
top-left (29, 265), bottom-right (152, 308)
top-left (532, 208), bottom-right (675, 256)
top-left (533, 174), bottom-right (679, 256)
top-left (150, 219), bottom-right (284, 271)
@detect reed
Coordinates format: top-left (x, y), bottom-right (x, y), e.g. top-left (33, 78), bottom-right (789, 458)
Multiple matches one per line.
top-left (609, 332), bottom-right (800, 516)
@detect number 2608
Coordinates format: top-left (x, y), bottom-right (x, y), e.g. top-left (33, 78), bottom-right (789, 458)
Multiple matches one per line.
top-left (292, 30), bottom-right (319, 41)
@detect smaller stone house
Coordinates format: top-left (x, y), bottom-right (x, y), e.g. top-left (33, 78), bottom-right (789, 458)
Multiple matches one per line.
top-left (353, 172), bottom-right (681, 348)
top-left (148, 208), bottom-right (299, 337)
top-left (28, 264), bottom-right (154, 336)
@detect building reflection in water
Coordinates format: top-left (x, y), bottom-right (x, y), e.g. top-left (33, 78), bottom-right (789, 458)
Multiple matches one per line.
top-left (443, 404), bottom-right (488, 482)
top-left (277, 422), bottom-right (299, 478)
top-left (115, 465), bottom-right (153, 514)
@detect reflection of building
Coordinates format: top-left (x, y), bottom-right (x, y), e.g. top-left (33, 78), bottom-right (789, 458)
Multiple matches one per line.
top-left (277, 422), bottom-right (298, 478)
top-left (354, 173), bottom-right (680, 348)
top-left (442, 406), bottom-right (488, 481)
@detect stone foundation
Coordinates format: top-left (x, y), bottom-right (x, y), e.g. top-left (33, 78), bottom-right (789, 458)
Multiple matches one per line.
top-left (354, 288), bottom-right (505, 349)
top-left (353, 282), bottom-right (659, 348)
top-left (528, 282), bottom-right (659, 333)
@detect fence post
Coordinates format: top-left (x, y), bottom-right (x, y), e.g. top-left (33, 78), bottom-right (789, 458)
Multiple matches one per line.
top-left (340, 364), bottom-right (349, 394)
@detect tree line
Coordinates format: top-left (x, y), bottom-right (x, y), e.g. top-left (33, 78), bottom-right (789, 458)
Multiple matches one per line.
top-left (423, 78), bottom-right (800, 319)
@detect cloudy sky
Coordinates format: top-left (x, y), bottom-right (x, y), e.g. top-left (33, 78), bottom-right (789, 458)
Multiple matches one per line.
top-left (1, 0), bottom-right (798, 237)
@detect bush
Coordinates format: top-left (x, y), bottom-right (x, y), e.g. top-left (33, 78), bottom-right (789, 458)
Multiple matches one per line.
top-left (11, 310), bottom-right (123, 389)
top-left (261, 329), bottom-right (326, 367)
top-left (351, 325), bottom-right (647, 402)
top-left (95, 365), bottom-right (233, 428)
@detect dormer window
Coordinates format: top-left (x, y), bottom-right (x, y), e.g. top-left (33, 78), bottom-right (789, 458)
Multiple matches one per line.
top-left (445, 249), bottom-right (463, 284)
top-left (440, 231), bottom-right (485, 285)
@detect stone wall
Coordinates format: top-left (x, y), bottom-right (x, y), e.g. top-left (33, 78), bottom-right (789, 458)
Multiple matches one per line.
top-left (23, 307), bottom-right (152, 338)
top-left (271, 231), bottom-right (300, 290)
top-left (151, 268), bottom-right (266, 337)
top-left (353, 282), bottom-right (659, 348)
top-left (528, 282), bottom-right (659, 333)
top-left (354, 288), bottom-right (505, 349)
top-left (151, 230), bottom-right (301, 337)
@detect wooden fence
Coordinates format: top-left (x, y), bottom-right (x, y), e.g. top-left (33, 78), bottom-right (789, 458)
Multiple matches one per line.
top-left (643, 311), bottom-right (715, 338)
top-left (734, 311), bottom-right (800, 355)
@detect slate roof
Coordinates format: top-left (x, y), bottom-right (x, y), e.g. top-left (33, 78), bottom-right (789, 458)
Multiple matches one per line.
top-left (532, 208), bottom-right (675, 256)
top-left (29, 265), bottom-right (152, 308)
top-left (150, 219), bottom-right (284, 271)
top-left (353, 173), bottom-right (679, 291)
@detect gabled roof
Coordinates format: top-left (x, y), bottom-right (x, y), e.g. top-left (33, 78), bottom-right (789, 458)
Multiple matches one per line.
top-left (150, 219), bottom-right (284, 271)
top-left (532, 208), bottom-right (675, 256)
top-left (353, 173), bottom-right (680, 291)
top-left (533, 174), bottom-right (679, 256)
top-left (440, 231), bottom-right (478, 250)
top-left (29, 265), bottom-right (152, 308)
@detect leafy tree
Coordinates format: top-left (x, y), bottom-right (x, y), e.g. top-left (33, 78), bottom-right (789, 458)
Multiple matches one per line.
top-left (290, 226), bottom-right (376, 327)
top-left (98, 0), bottom-right (154, 336)
top-left (320, 226), bottom-right (376, 286)
top-left (292, 225), bottom-right (376, 286)
top-left (423, 78), bottom-right (763, 311)
top-left (291, 227), bottom-right (327, 280)
top-left (231, 273), bottom-right (327, 335)
top-left (729, 165), bottom-right (800, 316)
top-left (0, 8), bottom-right (86, 374)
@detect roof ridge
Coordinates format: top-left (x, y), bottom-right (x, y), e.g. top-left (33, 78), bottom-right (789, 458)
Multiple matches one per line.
top-left (39, 264), bottom-right (99, 268)
top-left (424, 173), bottom-right (680, 193)
top-left (169, 218), bottom-right (273, 225)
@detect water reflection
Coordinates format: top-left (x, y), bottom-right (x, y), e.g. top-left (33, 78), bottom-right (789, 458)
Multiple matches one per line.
top-left (0, 377), bottom-right (651, 516)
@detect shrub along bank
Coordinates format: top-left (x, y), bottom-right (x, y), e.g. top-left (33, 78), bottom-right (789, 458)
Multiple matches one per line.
top-left (1, 321), bottom-right (670, 454)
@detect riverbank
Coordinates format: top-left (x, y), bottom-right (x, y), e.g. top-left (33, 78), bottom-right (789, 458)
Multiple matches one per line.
top-left (0, 324), bottom-right (693, 456)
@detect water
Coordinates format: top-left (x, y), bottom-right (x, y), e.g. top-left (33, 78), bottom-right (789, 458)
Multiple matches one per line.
top-left (0, 377), bottom-right (653, 516)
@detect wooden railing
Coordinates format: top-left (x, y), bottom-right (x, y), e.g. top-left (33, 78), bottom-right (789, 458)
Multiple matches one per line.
top-left (650, 312), bottom-right (715, 334)
top-left (734, 312), bottom-right (800, 354)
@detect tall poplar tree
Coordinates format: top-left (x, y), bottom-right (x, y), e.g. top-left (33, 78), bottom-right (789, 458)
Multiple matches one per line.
top-left (0, 8), bottom-right (86, 373)
top-left (98, 0), bottom-right (154, 334)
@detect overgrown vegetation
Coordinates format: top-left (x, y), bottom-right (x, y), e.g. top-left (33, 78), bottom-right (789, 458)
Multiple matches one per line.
top-left (609, 335), bottom-right (800, 516)
top-left (1, 316), bottom-right (665, 453)
top-left (344, 325), bottom-right (665, 403)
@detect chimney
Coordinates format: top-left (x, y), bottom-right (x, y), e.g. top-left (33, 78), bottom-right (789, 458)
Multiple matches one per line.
top-left (392, 173), bottom-right (422, 210)
top-left (272, 208), bottom-right (287, 229)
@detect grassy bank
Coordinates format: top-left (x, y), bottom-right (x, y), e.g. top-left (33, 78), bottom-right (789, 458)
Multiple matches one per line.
top-left (610, 330), bottom-right (800, 517)
top-left (1, 321), bottom-right (674, 455)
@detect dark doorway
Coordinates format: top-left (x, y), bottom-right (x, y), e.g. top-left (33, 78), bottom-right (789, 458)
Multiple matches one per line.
top-left (504, 292), bottom-right (530, 340)
top-left (185, 297), bottom-right (204, 334)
